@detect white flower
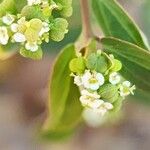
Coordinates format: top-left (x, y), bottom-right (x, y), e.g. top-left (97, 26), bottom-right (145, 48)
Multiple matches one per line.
top-left (25, 42), bottom-right (38, 52)
top-left (13, 32), bottom-right (26, 43)
top-left (10, 23), bottom-right (19, 32)
top-left (2, 14), bottom-right (15, 25)
top-left (119, 81), bottom-right (136, 97)
top-left (109, 72), bottom-right (121, 85)
top-left (94, 101), bottom-right (113, 116)
top-left (80, 90), bottom-right (100, 107)
top-left (39, 22), bottom-right (50, 36)
top-left (81, 70), bottom-right (105, 90)
top-left (82, 108), bottom-right (105, 127)
top-left (82, 102), bottom-right (113, 127)
top-left (27, 0), bottom-right (42, 6)
top-left (0, 26), bottom-right (9, 45)
top-left (74, 75), bottom-right (82, 86)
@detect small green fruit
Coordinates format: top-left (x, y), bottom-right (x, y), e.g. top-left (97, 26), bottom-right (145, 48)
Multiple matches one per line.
top-left (50, 18), bottom-right (68, 42)
top-left (21, 5), bottom-right (45, 20)
top-left (111, 59), bottom-right (122, 72)
top-left (69, 57), bottom-right (86, 74)
top-left (86, 52), bottom-right (111, 73)
top-left (98, 83), bottom-right (119, 103)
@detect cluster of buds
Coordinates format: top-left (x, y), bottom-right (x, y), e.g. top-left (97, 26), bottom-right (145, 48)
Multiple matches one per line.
top-left (0, 0), bottom-right (72, 59)
top-left (69, 50), bottom-right (136, 126)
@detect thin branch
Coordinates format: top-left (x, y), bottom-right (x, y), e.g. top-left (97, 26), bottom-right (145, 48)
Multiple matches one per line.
top-left (80, 0), bottom-right (93, 39)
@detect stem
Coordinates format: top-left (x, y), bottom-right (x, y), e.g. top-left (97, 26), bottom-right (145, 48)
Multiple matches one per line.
top-left (76, 0), bottom-right (93, 50)
top-left (80, 0), bottom-right (92, 39)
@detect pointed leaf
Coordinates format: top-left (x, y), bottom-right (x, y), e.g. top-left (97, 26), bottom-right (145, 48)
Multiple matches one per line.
top-left (101, 37), bottom-right (150, 93)
top-left (92, 0), bottom-right (149, 50)
top-left (42, 44), bottom-right (82, 140)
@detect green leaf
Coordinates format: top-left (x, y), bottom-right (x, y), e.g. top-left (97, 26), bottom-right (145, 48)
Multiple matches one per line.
top-left (42, 44), bottom-right (82, 140)
top-left (101, 37), bottom-right (150, 92)
top-left (92, 0), bottom-right (149, 50)
top-left (14, 0), bottom-right (27, 12)
top-left (0, 0), bottom-right (17, 16)
top-left (20, 47), bottom-right (43, 60)
top-left (0, 43), bottom-right (19, 60)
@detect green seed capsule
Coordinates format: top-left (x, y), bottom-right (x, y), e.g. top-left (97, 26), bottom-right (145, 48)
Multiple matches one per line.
top-left (21, 5), bottom-right (45, 21)
top-left (50, 18), bottom-right (68, 42)
top-left (69, 57), bottom-right (86, 74)
top-left (86, 52), bottom-right (111, 73)
top-left (98, 83), bottom-right (119, 103)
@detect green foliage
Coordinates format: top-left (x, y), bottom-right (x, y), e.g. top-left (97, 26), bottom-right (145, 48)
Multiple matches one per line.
top-left (0, 0), bottom-right (17, 17)
top-left (92, 0), bottom-right (150, 50)
top-left (101, 37), bottom-right (150, 93)
top-left (42, 45), bottom-right (82, 139)
top-left (20, 47), bottom-right (43, 60)
top-left (50, 18), bottom-right (68, 42)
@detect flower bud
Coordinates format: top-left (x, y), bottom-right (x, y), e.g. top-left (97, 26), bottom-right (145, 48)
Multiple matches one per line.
top-left (98, 83), bottom-right (119, 103)
top-left (86, 52), bottom-right (111, 74)
top-left (69, 57), bottom-right (86, 74)
top-left (111, 59), bottom-right (122, 72)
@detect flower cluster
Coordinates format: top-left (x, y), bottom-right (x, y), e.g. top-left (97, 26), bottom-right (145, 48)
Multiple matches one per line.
top-left (69, 50), bottom-right (136, 125)
top-left (0, 14), bottom-right (50, 52)
top-left (0, 0), bottom-right (72, 59)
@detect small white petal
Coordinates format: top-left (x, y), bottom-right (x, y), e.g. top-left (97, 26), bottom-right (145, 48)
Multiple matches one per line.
top-left (74, 76), bottom-right (82, 86)
top-left (0, 26), bottom-right (9, 45)
top-left (2, 14), bottom-right (15, 25)
top-left (109, 72), bottom-right (121, 85)
top-left (104, 102), bottom-right (113, 110)
top-left (82, 108), bottom-right (105, 127)
top-left (10, 23), bottom-right (19, 32)
top-left (25, 42), bottom-right (38, 52)
top-left (27, 0), bottom-right (42, 6)
top-left (95, 73), bottom-right (105, 86)
top-left (13, 33), bottom-right (26, 42)
top-left (89, 100), bottom-right (104, 109)
top-left (89, 83), bottom-right (100, 91)
top-left (122, 81), bottom-right (131, 87)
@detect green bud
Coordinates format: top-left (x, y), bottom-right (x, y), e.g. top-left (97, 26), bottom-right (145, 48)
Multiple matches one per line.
top-left (21, 5), bottom-right (45, 20)
top-left (20, 47), bottom-right (43, 60)
top-left (111, 59), bottom-right (122, 72)
top-left (69, 57), bottom-right (86, 74)
top-left (50, 18), bottom-right (68, 42)
top-left (86, 52), bottom-right (111, 73)
top-left (98, 83), bottom-right (119, 103)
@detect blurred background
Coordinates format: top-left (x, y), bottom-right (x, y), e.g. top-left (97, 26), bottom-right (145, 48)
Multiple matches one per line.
top-left (0, 0), bottom-right (150, 149)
